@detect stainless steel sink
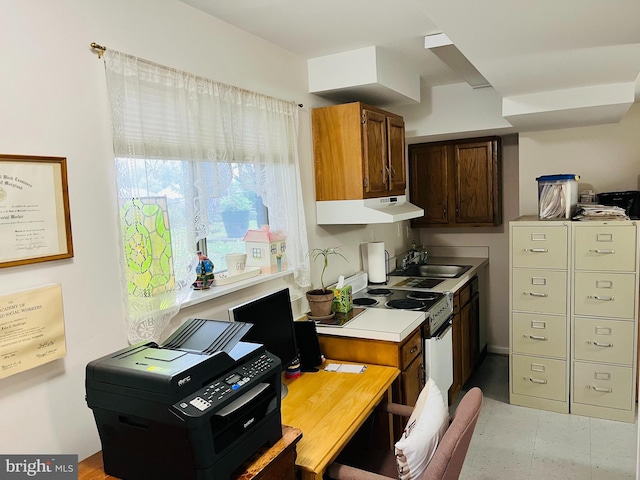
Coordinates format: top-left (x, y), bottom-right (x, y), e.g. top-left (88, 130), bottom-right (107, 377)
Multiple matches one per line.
top-left (389, 264), bottom-right (472, 278)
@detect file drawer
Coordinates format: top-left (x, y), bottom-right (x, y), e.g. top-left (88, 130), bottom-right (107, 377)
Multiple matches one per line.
top-left (512, 269), bottom-right (567, 314)
top-left (512, 312), bottom-right (567, 358)
top-left (574, 225), bottom-right (637, 272)
top-left (573, 317), bottom-right (634, 365)
top-left (573, 361), bottom-right (633, 410)
top-left (512, 226), bottom-right (568, 269)
top-left (574, 272), bottom-right (636, 319)
top-left (512, 354), bottom-right (566, 402)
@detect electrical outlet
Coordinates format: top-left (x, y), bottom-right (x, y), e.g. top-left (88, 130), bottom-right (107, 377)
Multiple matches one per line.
top-left (397, 223), bottom-right (402, 237)
top-left (405, 225), bottom-right (410, 239)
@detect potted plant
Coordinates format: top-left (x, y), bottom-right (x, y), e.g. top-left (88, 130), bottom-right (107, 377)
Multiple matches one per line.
top-left (306, 247), bottom-right (348, 317)
top-left (220, 192), bottom-right (252, 237)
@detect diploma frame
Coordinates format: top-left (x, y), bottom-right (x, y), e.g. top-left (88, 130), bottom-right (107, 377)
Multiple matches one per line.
top-left (0, 154), bottom-right (73, 268)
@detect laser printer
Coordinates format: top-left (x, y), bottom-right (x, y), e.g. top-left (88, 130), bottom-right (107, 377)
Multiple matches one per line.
top-left (85, 318), bottom-right (283, 480)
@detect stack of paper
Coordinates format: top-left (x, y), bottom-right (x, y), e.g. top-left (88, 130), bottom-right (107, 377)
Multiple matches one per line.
top-left (539, 183), bottom-right (568, 218)
top-left (573, 204), bottom-right (630, 221)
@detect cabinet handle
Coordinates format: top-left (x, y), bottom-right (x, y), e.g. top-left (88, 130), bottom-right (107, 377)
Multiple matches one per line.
top-left (409, 346), bottom-right (418, 354)
top-left (390, 165), bottom-right (396, 180)
top-left (588, 295), bottom-right (614, 301)
top-left (527, 377), bottom-right (547, 385)
top-left (526, 292), bottom-right (548, 297)
top-left (589, 249), bottom-right (615, 254)
top-left (524, 248), bottom-right (548, 253)
top-left (524, 334), bottom-right (547, 341)
top-left (589, 385), bottom-right (613, 393)
top-left (587, 341), bottom-right (613, 347)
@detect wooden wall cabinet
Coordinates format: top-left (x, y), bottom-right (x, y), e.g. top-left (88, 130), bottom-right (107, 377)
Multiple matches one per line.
top-left (448, 276), bottom-right (480, 405)
top-left (312, 102), bottom-right (406, 201)
top-left (408, 137), bottom-right (501, 227)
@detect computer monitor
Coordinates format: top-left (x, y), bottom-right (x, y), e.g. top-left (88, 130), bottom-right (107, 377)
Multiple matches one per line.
top-left (228, 288), bottom-right (299, 375)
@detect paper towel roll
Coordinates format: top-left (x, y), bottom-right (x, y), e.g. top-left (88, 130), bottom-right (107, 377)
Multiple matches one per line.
top-left (367, 242), bottom-right (386, 284)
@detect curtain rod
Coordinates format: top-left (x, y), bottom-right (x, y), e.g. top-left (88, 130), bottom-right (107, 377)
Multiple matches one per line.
top-left (89, 42), bottom-right (303, 108)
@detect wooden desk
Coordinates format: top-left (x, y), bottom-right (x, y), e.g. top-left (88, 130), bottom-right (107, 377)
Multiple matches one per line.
top-left (78, 425), bottom-right (302, 480)
top-left (282, 361), bottom-right (400, 480)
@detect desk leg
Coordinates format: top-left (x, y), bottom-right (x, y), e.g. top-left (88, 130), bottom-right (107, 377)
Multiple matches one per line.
top-left (386, 387), bottom-right (394, 450)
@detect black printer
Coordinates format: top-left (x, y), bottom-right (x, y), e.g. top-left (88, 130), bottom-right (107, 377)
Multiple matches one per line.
top-left (85, 318), bottom-right (283, 480)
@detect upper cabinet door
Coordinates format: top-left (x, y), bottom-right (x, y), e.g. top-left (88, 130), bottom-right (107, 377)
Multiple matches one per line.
top-left (454, 140), bottom-right (497, 224)
top-left (362, 109), bottom-right (388, 197)
top-left (409, 144), bottom-right (449, 225)
top-left (387, 115), bottom-right (406, 193)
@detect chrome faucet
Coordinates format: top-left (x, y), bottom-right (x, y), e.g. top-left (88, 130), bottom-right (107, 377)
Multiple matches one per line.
top-left (401, 244), bottom-right (428, 269)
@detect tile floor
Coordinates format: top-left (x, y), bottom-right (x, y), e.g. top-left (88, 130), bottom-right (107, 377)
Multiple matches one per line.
top-left (456, 354), bottom-right (638, 480)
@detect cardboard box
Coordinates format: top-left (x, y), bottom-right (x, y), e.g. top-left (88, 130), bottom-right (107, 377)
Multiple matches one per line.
top-left (331, 286), bottom-right (353, 313)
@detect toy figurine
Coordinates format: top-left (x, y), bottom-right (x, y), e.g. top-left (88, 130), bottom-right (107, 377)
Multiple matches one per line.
top-left (192, 251), bottom-right (215, 289)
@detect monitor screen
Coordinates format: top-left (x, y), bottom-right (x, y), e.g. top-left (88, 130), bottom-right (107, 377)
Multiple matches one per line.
top-left (228, 288), bottom-right (299, 371)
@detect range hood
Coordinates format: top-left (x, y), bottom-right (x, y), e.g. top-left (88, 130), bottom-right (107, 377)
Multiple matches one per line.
top-left (316, 195), bottom-right (424, 225)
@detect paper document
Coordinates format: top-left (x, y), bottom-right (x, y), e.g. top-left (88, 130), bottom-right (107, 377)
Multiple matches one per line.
top-left (324, 363), bottom-right (367, 374)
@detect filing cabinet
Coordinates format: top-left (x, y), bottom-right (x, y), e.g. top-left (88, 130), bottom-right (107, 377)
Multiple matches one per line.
top-left (509, 218), bottom-right (571, 413)
top-left (571, 222), bottom-right (639, 422)
top-left (509, 217), bottom-right (639, 422)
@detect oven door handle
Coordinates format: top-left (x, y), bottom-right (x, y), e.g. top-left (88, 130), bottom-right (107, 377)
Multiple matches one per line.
top-left (433, 318), bottom-right (453, 340)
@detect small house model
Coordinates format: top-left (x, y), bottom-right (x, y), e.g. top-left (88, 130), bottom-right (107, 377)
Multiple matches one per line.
top-left (243, 226), bottom-right (287, 274)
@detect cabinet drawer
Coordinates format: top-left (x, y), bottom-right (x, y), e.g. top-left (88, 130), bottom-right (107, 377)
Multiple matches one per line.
top-left (511, 312), bottom-right (567, 358)
top-left (512, 226), bottom-right (569, 269)
top-left (512, 269), bottom-right (567, 314)
top-left (574, 272), bottom-right (636, 319)
top-left (574, 225), bottom-right (637, 271)
top-left (511, 354), bottom-right (566, 401)
top-left (400, 329), bottom-right (422, 369)
top-left (573, 317), bottom-right (634, 365)
top-left (573, 361), bottom-right (633, 410)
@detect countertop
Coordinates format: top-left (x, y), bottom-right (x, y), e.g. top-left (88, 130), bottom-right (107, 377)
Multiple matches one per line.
top-left (314, 256), bottom-right (488, 343)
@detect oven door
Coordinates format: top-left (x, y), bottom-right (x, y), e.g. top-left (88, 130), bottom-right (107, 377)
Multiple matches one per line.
top-left (424, 317), bottom-right (453, 408)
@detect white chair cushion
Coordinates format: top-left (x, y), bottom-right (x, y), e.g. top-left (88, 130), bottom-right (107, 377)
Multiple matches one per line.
top-left (394, 378), bottom-right (450, 480)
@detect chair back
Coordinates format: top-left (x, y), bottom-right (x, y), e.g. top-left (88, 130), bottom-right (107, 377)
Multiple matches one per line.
top-left (421, 387), bottom-right (483, 480)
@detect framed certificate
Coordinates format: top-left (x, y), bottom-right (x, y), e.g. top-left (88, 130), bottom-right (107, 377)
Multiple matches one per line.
top-left (0, 154), bottom-right (73, 268)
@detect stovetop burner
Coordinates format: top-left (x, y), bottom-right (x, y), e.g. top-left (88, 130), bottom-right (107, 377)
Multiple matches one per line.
top-left (366, 288), bottom-right (393, 296)
top-left (353, 298), bottom-right (379, 307)
top-left (385, 299), bottom-right (426, 311)
top-left (406, 291), bottom-right (441, 301)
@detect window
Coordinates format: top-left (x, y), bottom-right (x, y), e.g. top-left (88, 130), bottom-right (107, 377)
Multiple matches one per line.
top-left (103, 49), bottom-right (311, 344)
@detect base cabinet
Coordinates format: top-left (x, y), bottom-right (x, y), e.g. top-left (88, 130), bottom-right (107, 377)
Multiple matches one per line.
top-left (449, 275), bottom-right (480, 405)
top-left (509, 217), bottom-right (639, 422)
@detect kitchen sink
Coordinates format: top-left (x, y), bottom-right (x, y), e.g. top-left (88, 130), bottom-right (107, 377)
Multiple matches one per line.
top-left (389, 264), bottom-right (472, 278)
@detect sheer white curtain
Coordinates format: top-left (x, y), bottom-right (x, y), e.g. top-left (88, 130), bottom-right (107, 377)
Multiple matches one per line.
top-left (103, 49), bottom-right (310, 343)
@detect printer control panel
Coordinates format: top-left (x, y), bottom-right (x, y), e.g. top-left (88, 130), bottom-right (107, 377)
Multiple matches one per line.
top-left (174, 353), bottom-right (277, 416)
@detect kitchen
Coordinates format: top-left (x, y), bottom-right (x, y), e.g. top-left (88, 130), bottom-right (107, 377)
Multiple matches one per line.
top-left (1, 1), bottom-right (640, 479)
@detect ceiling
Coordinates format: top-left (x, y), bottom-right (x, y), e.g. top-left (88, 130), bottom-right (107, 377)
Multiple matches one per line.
top-left (180, 0), bottom-right (640, 132)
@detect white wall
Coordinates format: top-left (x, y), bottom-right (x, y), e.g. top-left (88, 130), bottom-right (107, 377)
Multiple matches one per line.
top-left (0, 0), bottom-right (411, 461)
top-left (519, 103), bottom-right (640, 215)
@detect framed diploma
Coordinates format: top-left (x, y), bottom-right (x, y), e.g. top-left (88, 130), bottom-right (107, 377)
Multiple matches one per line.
top-left (0, 154), bottom-right (73, 268)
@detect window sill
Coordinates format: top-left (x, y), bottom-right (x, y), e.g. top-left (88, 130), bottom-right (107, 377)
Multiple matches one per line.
top-left (180, 269), bottom-right (293, 310)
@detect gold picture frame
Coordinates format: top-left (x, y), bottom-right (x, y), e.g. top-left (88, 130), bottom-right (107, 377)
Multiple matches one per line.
top-left (0, 154), bottom-right (73, 268)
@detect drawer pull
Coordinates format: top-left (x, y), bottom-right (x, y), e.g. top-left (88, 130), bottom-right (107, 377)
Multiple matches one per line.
top-left (528, 377), bottom-right (547, 385)
top-left (524, 334), bottom-right (548, 341)
top-left (587, 341), bottom-right (613, 348)
top-left (589, 249), bottom-right (615, 254)
top-left (526, 292), bottom-right (548, 297)
top-left (409, 346), bottom-right (418, 354)
top-left (524, 248), bottom-right (548, 253)
top-left (588, 295), bottom-right (614, 301)
top-left (589, 385), bottom-right (613, 393)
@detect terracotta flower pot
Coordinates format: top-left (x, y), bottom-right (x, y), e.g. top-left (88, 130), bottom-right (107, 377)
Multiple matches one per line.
top-left (306, 289), bottom-right (334, 317)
